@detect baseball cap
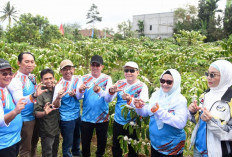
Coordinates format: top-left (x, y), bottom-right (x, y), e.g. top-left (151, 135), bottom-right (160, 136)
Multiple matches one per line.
top-left (123, 61), bottom-right (139, 69)
top-left (91, 55), bottom-right (103, 65)
top-left (60, 59), bottom-right (74, 70)
top-left (0, 58), bottom-right (12, 70)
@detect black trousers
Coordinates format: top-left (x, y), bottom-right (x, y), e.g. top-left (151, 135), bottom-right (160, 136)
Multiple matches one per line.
top-left (81, 121), bottom-right (109, 157)
top-left (151, 146), bottom-right (183, 157)
top-left (0, 142), bottom-right (20, 157)
top-left (112, 121), bottom-right (138, 157)
top-left (41, 134), bottom-right (59, 157)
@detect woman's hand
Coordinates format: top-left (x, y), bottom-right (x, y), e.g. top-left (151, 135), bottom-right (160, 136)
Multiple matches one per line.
top-left (189, 100), bottom-right (201, 114)
top-left (201, 107), bottom-right (212, 122)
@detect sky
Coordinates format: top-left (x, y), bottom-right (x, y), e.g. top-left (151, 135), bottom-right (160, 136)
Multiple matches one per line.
top-left (0, 0), bottom-right (227, 31)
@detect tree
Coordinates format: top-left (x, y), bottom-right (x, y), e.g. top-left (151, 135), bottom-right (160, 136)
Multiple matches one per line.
top-left (136, 20), bottom-right (144, 37)
top-left (5, 13), bottom-right (61, 46)
top-left (224, 0), bottom-right (232, 37)
top-left (86, 3), bottom-right (102, 27)
top-left (63, 23), bottom-right (82, 40)
top-left (103, 27), bottom-right (114, 35)
top-left (117, 20), bottom-right (135, 39)
top-left (0, 1), bottom-right (18, 27)
top-left (174, 5), bottom-right (200, 33)
top-left (0, 25), bottom-right (3, 38)
top-left (198, 0), bottom-right (222, 41)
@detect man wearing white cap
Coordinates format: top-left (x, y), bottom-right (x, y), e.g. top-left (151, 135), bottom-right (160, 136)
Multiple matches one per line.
top-left (108, 61), bottom-right (149, 157)
top-left (52, 59), bottom-right (81, 157)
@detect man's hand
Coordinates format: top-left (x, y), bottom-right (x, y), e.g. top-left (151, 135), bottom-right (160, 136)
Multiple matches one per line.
top-left (93, 83), bottom-right (101, 93)
top-left (79, 81), bottom-right (89, 93)
top-left (57, 87), bottom-right (68, 99)
top-left (109, 83), bottom-right (122, 94)
top-left (14, 98), bottom-right (26, 114)
top-left (134, 98), bottom-right (145, 108)
top-left (35, 83), bottom-right (48, 97)
top-left (44, 102), bottom-right (56, 115)
top-left (68, 89), bottom-right (76, 96)
top-left (189, 100), bottom-right (201, 114)
top-left (122, 91), bottom-right (131, 102)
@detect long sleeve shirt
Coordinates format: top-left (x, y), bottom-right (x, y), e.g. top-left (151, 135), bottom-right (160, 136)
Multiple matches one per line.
top-left (0, 87), bottom-right (22, 150)
top-left (52, 75), bottom-right (80, 121)
top-left (76, 73), bottom-right (113, 123)
top-left (8, 71), bottom-right (36, 121)
top-left (108, 79), bottom-right (149, 125)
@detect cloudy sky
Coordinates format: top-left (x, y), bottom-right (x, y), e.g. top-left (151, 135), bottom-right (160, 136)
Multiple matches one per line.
top-left (0, 0), bottom-right (227, 31)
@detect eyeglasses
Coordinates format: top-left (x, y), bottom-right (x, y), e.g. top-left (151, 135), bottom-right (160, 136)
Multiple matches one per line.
top-left (91, 63), bottom-right (101, 67)
top-left (62, 67), bottom-right (74, 72)
top-left (160, 78), bottom-right (173, 85)
top-left (124, 69), bottom-right (136, 73)
top-left (0, 72), bottom-right (14, 77)
top-left (205, 72), bottom-right (220, 78)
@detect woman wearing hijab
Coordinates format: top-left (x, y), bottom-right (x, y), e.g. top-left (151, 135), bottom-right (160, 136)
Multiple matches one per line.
top-left (189, 60), bottom-right (232, 157)
top-left (134, 69), bottom-right (188, 156)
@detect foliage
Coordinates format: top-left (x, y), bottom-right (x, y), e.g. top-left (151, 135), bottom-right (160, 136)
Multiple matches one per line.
top-left (103, 27), bottom-right (114, 35)
top-left (0, 1), bottom-right (18, 27)
top-left (5, 13), bottom-right (62, 47)
top-left (86, 3), bottom-right (102, 26)
top-left (223, 0), bottom-right (232, 38)
top-left (198, 0), bottom-right (222, 42)
top-left (174, 30), bottom-right (206, 46)
top-left (136, 20), bottom-right (144, 37)
top-left (113, 33), bottom-right (124, 40)
top-left (220, 34), bottom-right (232, 57)
top-left (63, 23), bottom-right (83, 41)
top-left (0, 37), bottom-right (231, 156)
top-left (174, 5), bottom-right (200, 33)
top-left (0, 25), bottom-right (3, 38)
top-left (117, 20), bottom-right (135, 39)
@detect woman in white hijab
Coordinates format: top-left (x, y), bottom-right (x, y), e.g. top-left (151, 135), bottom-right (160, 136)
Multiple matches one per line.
top-left (134, 69), bottom-right (188, 156)
top-left (189, 60), bottom-right (232, 157)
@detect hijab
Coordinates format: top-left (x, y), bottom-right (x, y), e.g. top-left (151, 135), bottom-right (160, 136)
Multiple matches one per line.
top-left (204, 60), bottom-right (232, 109)
top-left (150, 69), bottom-right (182, 129)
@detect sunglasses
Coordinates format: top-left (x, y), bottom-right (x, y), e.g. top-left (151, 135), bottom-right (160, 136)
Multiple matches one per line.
top-left (124, 69), bottom-right (136, 73)
top-left (160, 78), bottom-right (173, 85)
top-left (0, 72), bottom-right (14, 77)
top-left (205, 72), bottom-right (220, 78)
top-left (91, 63), bottom-right (101, 67)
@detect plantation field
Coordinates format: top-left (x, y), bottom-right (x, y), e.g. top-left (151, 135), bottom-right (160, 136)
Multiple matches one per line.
top-left (1, 34), bottom-right (232, 156)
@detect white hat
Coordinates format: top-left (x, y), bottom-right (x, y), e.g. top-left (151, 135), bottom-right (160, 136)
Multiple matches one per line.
top-left (60, 59), bottom-right (74, 70)
top-left (123, 61), bottom-right (139, 69)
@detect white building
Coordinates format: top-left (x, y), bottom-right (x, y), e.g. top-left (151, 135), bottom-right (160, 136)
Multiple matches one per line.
top-left (132, 12), bottom-right (174, 39)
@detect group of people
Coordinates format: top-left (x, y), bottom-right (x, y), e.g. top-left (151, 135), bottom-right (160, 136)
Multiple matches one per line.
top-left (0, 51), bottom-right (232, 157)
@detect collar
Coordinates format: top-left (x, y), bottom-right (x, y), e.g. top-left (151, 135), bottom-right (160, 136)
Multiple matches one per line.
top-left (221, 86), bottom-right (232, 102)
top-left (205, 86), bottom-right (232, 102)
top-left (0, 86), bottom-right (6, 90)
top-left (62, 75), bottom-right (73, 82)
top-left (17, 71), bottom-right (29, 76)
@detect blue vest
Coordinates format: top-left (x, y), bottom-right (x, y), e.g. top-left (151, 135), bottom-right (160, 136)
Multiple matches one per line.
top-left (0, 89), bottom-right (22, 150)
top-left (59, 76), bottom-right (80, 121)
top-left (17, 74), bottom-right (36, 121)
top-left (81, 74), bottom-right (110, 123)
top-left (114, 80), bottom-right (144, 125)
